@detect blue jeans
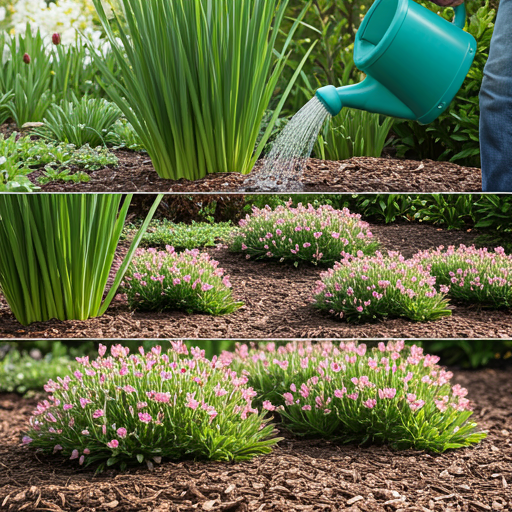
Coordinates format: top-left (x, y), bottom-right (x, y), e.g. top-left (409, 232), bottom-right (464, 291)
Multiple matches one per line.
top-left (480, 0), bottom-right (512, 192)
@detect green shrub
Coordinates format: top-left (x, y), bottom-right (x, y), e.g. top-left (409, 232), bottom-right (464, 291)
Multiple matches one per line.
top-left (312, 251), bottom-right (452, 323)
top-left (89, 0), bottom-right (312, 180)
top-left (120, 247), bottom-right (243, 315)
top-left (35, 94), bottom-right (123, 148)
top-left (231, 201), bottom-right (379, 266)
top-left (137, 221), bottom-right (236, 251)
top-left (417, 340), bottom-right (512, 369)
top-left (226, 340), bottom-right (486, 452)
top-left (22, 343), bottom-right (279, 470)
top-left (413, 245), bottom-right (512, 308)
top-left (0, 344), bottom-right (76, 394)
top-left (0, 194), bottom-right (162, 326)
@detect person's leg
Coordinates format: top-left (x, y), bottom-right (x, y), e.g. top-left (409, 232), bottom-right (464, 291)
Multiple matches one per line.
top-left (479, 0), bottom-right (512, 192)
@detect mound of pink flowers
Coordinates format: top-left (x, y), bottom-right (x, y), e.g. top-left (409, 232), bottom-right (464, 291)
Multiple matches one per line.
top-left (22, 343), bottom-right (278, 470)
top-left (413, 245), bottom-right (512, 308)
top-left (312, 251), bottom-right (452, 323)
top-left (230, 201), bottom-right (379, 265)
top-left (226, 341), bottom-right (486, 452)
top-left (119, 247), bottom-right (243, 315)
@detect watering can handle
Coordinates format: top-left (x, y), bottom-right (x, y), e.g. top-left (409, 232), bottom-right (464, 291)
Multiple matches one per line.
top-left (452, 4), bottom-right (467, 30)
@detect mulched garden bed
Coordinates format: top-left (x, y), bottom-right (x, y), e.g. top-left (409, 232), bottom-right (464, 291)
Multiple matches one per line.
top-left (1, 366), bottom-right (511, 511)
top-left (28, 152), bottom-right (482, 193)
top-left (1, 223), bottom-right (510, 340)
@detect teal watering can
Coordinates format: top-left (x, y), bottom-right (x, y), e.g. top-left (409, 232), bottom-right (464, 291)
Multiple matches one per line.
top-left (316, 0), bottom-right (477, 125)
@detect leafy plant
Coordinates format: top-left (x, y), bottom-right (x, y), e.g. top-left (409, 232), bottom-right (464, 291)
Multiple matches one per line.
top-left (315, 108), bottom-right (394, 161)
top-left (413, 245), bottom-right (512, 309)
top-left (106, 118), bottom-right (145, 151)
top-left (120, 247), bottom-right (243, 315)
top-left (0, 344), bottom-right (76, 394)
top-left (412, 195), bottom-right (476, 230)
top-left (417, 340), bottom-right (512, 369)
top-left (35, 94), bottom-right (123, 148)
top-left (231, 201), bottom-right (378, 266)
top-left (22, 343), bottom-right (280, 470)
top-left (0, 194), bottom-right (163, 326)
top-left (227, 341), bottom-right (486, 452)
top-left (0, 26), bottom-right (54, 127)
top-left (312, 251), bottom-right (452, 323)
top-left (89, 0), bottom-right (314, 180)
top-left (135, 221), bottom-right (236, 251)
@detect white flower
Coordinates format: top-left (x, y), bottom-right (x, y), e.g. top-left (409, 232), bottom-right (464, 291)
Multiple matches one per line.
top-left (0, 156), bottom-right (6, 167)
top-left (0, 7), bottom-right (6, 23)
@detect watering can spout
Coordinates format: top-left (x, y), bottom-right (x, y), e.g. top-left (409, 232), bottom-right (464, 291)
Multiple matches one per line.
top-left (316, 76), bottom-right (416, 121)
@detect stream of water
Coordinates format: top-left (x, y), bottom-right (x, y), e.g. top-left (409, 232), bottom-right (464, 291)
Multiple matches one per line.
top-left (246, 97), bottom-right (331, 192)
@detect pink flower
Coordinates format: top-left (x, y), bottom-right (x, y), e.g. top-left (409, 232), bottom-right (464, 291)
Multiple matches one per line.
top-left (409, 400), bottom-right (425, 412)
top-left (93, 409), bottom-right (104, 419)
top-left (363, 399), bottom-right (377, 409)
top-left (347, 393), bottom-right (359, 400)
top-left (302, 405), bottom-right (312, 411)
top-left (83, 449), bottom-right (90, 455)
top-left (70, 449), bottom-right (79, 460)
top-left (138, 412), bottom-right (152, 424)
top-left (283, 393), bottom-right (295, 406)
top-left (263, 401), bottom-right (276, 411)
top-left (300, 384), bottom-right (310, 399)
top-left (79, 455), bottom-right (85, 466)
top-left (201, 283), bottom-right (214, 292)
top-left (123, 385), bottom-right (136, 393)
top-left (378, 388), bottom-right (397, 400)
top-left (117, 428), bottom-right (127, 438)
top-left (153, 393), bottom-right (170, 403)
top-left (79, 398), bottom-right (92, 409)
top-left (22, 436), bottom-right (33, 445)
top-left (53, 444), bottom-right (63, 454)
top-left (331, 362), bottom-right (341, 372)
top-left (334, 388), bottom-right (346, 399)
top-left (107, 440), bottom-right (119, 449)
top-left (98, 344), bottom-right (107, 357)
top-left (63, 404), bottom-right (74, 411)
top-left (186, 393), bottom-right (199, 410)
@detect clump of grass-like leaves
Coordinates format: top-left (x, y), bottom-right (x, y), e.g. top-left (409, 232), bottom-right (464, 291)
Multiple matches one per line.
top-left (34, 94), bottom-right (123, 148)
top-left (225, 341), bottom-right (486, 452)
top-left (230, 201), bottom-right (378, 265)
top-left (22, 342), bottom-right (280, 471)
top-left (312, 251), bottom-right (452, 323)
top-left (89, 0), bottom-right (313, 180)
top-left (119, 247), bottom-right (243, 315)
top-left (0, 194), bottom-right (162, 326)
top-left (413, 245), bottom-right (512, 308)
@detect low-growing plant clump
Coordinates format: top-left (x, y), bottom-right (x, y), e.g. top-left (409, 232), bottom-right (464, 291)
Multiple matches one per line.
top-left (119, 247), bottom-right (243, 315)
top-left (0, 133), bottom-right (118, 190)
top-left (230, 202), bottom-right (379, 266)
top-left (22, 343), bottom-right (280, 471)
top-left (225, 341), bottom-right (486, 452)
top-left (136, 221), bottom-right (236, 251)
top-left (413, 245), bottom-right (512, 308)
top-left (312, 251), bottom-right (452, 323)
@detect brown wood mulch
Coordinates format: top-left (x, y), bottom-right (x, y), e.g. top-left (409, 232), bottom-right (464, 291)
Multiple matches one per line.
top-left (1, 366), bottom-right (511, 511)
top-left (1, 223), bottom-right (510, 340)
top-left (26, 152), bottom-right (482, 193)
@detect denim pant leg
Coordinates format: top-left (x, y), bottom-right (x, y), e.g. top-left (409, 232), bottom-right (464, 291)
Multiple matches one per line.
top-left (479, 0), bottom-right (512, 192)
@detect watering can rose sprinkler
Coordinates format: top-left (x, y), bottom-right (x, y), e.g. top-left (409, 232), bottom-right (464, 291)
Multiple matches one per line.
top-left (316, 0), bottom-right (477, 124)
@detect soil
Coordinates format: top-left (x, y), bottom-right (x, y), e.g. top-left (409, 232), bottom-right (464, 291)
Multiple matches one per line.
top-left (1, 366), bottom-right (511, 512)
top-left (1, 223), bottom-right (510, 340)
top-left (26, 152), bottom-right (482, 193)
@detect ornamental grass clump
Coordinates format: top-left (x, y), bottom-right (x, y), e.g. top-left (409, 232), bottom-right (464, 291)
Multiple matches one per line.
top-left (230, 202), bottom-right (379, 266)
top-left (89, 0), bottom-right (312, 180)
top-left (0, 194), bottom-right (162, 326)
top-left (312, 251), bottom-right (452, 323)
top-left (226, 341), bottom-right (486, 452)
top-left (22, 343), bottom-right (280, 471)
top-left (119, 247), bottom-right (243, 315)
top-left (413, 245), bottom-right (512, 308)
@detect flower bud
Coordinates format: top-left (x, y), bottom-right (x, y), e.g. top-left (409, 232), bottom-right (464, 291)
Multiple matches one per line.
top-left (52, 33), bottom-right (61, 46)
top-left (23, 53), bottom-right (31, 64)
